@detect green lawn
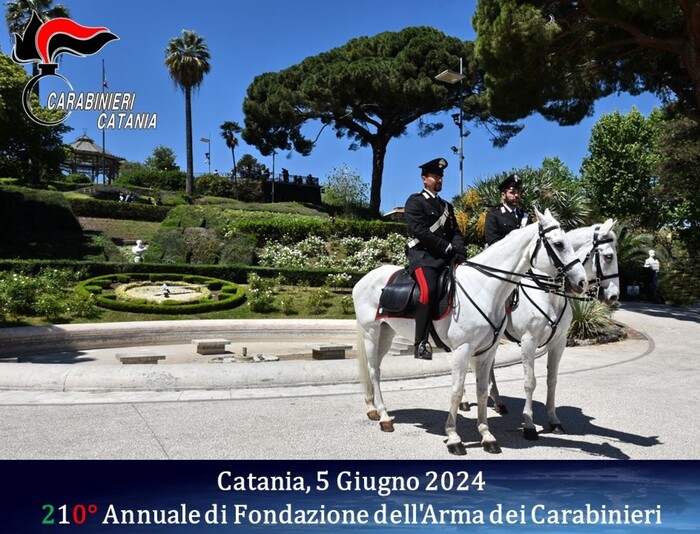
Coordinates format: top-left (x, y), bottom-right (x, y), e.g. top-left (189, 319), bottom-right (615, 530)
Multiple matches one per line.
top-left (78, 217), bottom-right (163, 243)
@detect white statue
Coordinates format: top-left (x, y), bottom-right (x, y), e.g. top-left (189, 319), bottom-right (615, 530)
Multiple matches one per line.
top-left (131, 240), bottom-right (148, 263)
top-left (644, 249), bottom-right (661, 300)
top-left (644, 249), bottom-right (660, 272)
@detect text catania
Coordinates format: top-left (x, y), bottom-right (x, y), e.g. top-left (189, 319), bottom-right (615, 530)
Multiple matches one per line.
top-left (45, 91), bottom-right (157, 130)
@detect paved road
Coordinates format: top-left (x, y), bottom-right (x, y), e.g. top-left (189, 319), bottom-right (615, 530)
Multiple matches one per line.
top-left (0, 302), bottom-right (697, 460)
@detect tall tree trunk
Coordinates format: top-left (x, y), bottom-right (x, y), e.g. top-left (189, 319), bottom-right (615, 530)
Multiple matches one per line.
top-left (185, 87), bottom-right (193, 195)
top-left (369, 141), bottom-right (387, 218)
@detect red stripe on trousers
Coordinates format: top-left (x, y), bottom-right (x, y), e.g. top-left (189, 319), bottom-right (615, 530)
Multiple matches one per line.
top-left (414, 267), bottom-right (430, 305)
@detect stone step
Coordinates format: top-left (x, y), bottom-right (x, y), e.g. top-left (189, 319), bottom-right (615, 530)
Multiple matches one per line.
top-left (388, 336), bottom-right (413, 357)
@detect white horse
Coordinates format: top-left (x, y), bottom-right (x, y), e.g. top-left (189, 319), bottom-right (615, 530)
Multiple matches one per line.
top-left (460, 219), bottom-right (619, 440)
top-left (353, 208), bottom-right (588, 455)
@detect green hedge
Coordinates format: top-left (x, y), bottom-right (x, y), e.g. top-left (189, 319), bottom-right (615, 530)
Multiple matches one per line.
top-left (115, 169), bottom-right (186, 191)
top-left (0, 259), bottom-right (364, 287)
top-left (68, 196), bottom-right (171, 221)
top-left (162, 205), bottom-right (406, 244)
top-left (75, 272), bottom-right (246, 314)
top-left (0, 185), bottom-right (87, 259)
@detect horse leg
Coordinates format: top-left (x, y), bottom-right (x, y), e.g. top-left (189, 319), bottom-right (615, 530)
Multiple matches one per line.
top-left (488, 362), bottom-right (508, 414)
top-left (458, 357), bottom-right (472, 411)
top-left (359, 324), bottom-right (395, 431)
top-left (520, 335), bottom-right (539, 440)
top-left (545, 334), bottom-right (567, 434)
top-left (472, 347), bottom-right (502, 454)
top-left (444, 345), bottom-right (472, 455)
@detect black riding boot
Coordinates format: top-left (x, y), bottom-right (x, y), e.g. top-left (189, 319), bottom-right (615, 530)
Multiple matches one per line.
top-left (413, 302), bottom-right (433, 360)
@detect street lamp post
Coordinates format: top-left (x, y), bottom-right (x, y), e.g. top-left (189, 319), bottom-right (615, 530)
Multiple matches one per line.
top-left (435, 58), bottom-right (466, 196)
top-left (200, 136), bottom-right (211, 175)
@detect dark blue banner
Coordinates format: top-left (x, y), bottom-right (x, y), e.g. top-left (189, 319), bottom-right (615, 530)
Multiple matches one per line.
top-left (2, 461), bottom-right (697, 532)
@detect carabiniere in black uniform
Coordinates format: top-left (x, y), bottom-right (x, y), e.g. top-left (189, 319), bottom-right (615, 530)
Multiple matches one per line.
top-left (404, 157), bottom-right (466, 360)
top-left (484, 174), bottom-right (530, 246)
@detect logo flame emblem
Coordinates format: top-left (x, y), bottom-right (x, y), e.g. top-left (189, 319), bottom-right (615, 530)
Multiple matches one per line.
top-left (11, 11), bottom-right (119, 126)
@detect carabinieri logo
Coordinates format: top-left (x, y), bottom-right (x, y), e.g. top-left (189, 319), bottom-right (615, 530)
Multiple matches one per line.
top-left (11, 11), bottom-right (118, 126)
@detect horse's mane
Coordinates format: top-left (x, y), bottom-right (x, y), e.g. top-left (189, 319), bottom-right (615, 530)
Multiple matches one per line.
top-left (567, 223), bottom-right (618, 250)
top-left (469, 219), bottom-right (540, 265)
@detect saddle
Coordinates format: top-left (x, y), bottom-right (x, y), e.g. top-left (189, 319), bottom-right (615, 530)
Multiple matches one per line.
top-left (376, 267), bottom-right (454, 320)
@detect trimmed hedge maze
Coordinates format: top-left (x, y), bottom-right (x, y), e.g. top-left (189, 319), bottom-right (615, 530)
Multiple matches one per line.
top-left (75, 273), bottom-right (246, 314)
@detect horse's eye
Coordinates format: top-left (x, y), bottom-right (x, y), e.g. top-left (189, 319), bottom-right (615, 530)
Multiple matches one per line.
top-left (604, 254), bottom-right (613, 261)
top-left (554, 241), bottom-right (564, 249)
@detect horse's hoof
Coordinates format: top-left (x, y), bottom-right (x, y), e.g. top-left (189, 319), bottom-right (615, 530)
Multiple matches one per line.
top-left (379, 421), bottom-right (395, 432)
top-left (523, 428), bottom-right (539, 441)
top-left (367, 410), bottom-right (380, 421)
top-left (459, 402), bottom-right (471, 412)
top-left (483, 441), bottom-right (502, 454)
top-left (494, 404), bottom-right (508, 415)
top-left (447, 442), bottom-right (467, 456)
top-left (550, 423), bottom-right (565, 434)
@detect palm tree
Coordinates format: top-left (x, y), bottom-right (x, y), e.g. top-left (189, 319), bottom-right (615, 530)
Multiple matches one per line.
top-left (220, 121), bottom-right (242, 180)
top-left (164, 30), bottom-right (211, 195)
top-left (5, 0), bottom-right (70, 98)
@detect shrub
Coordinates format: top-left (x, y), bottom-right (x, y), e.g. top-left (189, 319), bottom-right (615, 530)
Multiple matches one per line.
top-left (219, 233), bottom-right (257, 265)
top-left (246, 272), bottom-right (278, 312)
top-left (147, 228), bottom-right (189, 263)
top-left (306, 288), bottom-right (331, 315)
top-left (116, 169), bottom-right (186, 191)
top-left (64, 173), bottom-right (93, 185)
top-left (195, 174), bottom-right (235, 197)
top-left (0, 267), bottom-right (94, 322)
top-left (340, 295), bottom-right (354, 315)
top-left (568, 299), bottom-right (613, 340)
top-left (325, 272), bottom-right (352, 288)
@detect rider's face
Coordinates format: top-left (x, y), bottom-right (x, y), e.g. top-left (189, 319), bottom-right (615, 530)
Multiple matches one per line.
top-left (422, 173), bottom-right (443, 193)
top-left (501, 188), bottom-right (521, 207)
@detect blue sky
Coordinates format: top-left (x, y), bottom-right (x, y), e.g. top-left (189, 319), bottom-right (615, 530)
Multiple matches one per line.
top-left (2, 0), bottom-right (662, 212)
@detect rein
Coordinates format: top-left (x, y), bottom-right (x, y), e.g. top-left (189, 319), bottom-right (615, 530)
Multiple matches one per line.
top-left (455, 221), bottom-right (577, 355)
top-left (463, 222), bottom-right (578, 292)
top-left (503, 225), bottom-right (618, 346)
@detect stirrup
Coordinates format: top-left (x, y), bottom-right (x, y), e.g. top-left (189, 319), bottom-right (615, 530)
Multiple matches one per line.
top-left (414, 341), bottom-right (433, 360)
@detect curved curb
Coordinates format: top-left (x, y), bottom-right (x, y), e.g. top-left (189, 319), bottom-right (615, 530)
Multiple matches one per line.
top-left (0, 320), bottom-right (648, 393)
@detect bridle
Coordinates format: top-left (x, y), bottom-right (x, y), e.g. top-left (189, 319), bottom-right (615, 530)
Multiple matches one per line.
top-left (529, 223), bottom-right (582, 279)
top-left (456, 221), bottom-right (581, 354)
top-left (581, 225), bottom-right (618, 296)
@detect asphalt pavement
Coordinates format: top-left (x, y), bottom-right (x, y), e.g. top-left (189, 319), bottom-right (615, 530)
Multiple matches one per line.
top-left (0, 301), bottom-right (697, 460)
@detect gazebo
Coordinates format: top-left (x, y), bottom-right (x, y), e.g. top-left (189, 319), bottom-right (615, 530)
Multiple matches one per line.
top-left (63, 134), bottom-right (124, 184)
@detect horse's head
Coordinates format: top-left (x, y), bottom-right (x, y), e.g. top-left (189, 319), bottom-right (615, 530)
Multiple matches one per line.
top-left (530, 208), bottom-right (588, 294)
top-left (583, 218), bottom-right (620, 304)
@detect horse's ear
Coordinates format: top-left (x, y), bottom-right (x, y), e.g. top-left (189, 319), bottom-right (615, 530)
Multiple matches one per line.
top-left (534, 206), bottom-right (545, 222)
top-left (544, 208), bottom-right (553, 219)
top-left (601, 218), bottom-right (614, 235)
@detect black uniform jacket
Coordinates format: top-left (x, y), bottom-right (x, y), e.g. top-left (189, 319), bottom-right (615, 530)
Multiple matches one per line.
top-left (405, 190), bottom-right (465, 274)
top-left (485, 205), bottom-right (530, 246)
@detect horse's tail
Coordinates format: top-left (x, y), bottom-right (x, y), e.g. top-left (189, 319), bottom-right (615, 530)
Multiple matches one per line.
top-left (356, 322), bottom-right (372, 395)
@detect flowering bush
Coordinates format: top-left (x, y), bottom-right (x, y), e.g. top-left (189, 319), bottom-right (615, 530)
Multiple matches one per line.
top-left (257, 242), bottom-right (308, 269)
top-left (246, 273), bottom-right (278, 312)
top-left (325, 272), bottom-right (352, 287)
top-left (306, 288), bottom-right (331, 315)
top-left (340, 295), bottom-right (354, 315)
top-left (258, 233), bottom-right (407, 273)
top-left (0, 268), bottom-right (93, 322)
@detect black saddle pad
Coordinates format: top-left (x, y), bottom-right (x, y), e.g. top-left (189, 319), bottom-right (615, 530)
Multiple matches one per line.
top-left (377, 268), bottom-right (453, 319)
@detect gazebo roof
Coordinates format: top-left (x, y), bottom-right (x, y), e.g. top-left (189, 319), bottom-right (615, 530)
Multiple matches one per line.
top-left (68, 134), bottom-right (124, 160)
